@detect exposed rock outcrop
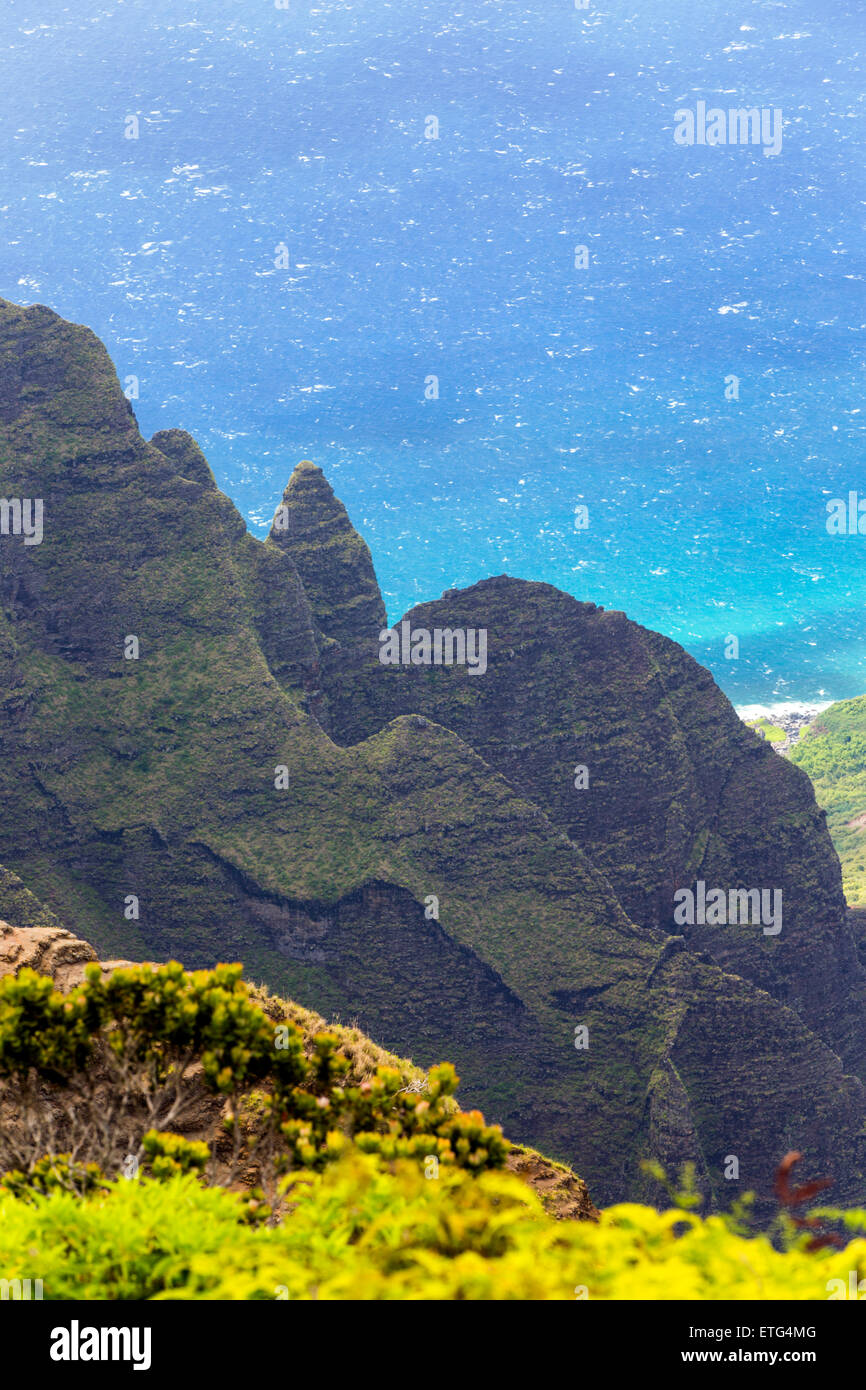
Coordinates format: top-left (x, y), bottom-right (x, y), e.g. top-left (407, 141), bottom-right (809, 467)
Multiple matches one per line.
top-left (268, 459), bottom-right (386, 649)
top-left (0, 918), bottom-right (98, 990)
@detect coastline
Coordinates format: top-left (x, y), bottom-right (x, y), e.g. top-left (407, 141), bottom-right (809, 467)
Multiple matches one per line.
top-left (734, 700), bottom-right (834, 754)
top-left (734, 700), bottom-right (834, 722)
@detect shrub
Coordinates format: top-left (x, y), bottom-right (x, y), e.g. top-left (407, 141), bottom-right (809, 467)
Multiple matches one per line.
top-left (0, 961), bottom-right (507, 1198)
top-left (1, 1154), bottom-right (865, 1301)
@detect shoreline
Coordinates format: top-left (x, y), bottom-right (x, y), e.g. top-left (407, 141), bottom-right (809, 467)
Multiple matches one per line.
top-left (734, 701), bottom-right (834, 755)
top-left (734, 700), bottom-right (834, 722)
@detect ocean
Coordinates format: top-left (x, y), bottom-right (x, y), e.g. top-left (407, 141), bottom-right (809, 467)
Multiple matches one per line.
top-left (1, 0), bottom-right (864, 707)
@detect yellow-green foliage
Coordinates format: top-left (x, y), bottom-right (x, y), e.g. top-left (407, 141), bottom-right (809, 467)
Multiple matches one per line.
top-left (142, 1131), bottom-right (210, 1180)
top-left (0, 1153), bottom-right (864, 1301)
top-left (0, 1153), bottom-right (110, 1201)
top-left (0, 960), bottom-right (507, 1184)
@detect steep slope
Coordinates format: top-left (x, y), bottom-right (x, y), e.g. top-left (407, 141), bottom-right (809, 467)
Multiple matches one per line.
top-left (790, 696), bottom-right (866, 908)
top-left (0, 297), bottom-right (864, 1210)
top-left (299, 574), bottom-right (866, 1078)
top-left (269, 459), bottom-right (386, 649)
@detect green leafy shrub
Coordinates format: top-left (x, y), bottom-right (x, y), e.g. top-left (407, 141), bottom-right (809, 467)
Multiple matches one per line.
top-left (0, 1153), bottom-right (110, 1201)
top-left (141, 1131), bottom-right (210, 1179)
top-left (0, 961), bottom-right (507, 1196)
top-left (1, 1154), bottom-right (865, 1301)
top-left (2, 960), bottom-right (863, 1300)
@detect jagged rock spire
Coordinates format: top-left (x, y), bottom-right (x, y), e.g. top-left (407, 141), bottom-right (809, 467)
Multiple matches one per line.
top-left (269, 460), bottom-right (386, 648)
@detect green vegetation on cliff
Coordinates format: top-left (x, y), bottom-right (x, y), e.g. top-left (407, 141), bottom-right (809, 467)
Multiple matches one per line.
top-left (0, 957), bottom-right (508, 1192)
top-left (0, 296), bottom-right (864, 1215)
top-left (790, 696), bottom-right (866, 906)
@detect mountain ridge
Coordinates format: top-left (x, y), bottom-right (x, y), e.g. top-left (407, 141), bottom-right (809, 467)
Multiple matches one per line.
top-left (0, 296), bottom-right (864, 1210)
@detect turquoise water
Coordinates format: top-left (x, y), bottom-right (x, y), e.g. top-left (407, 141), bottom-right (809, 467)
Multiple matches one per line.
top-left (1, 0), bottom-right (865, 703)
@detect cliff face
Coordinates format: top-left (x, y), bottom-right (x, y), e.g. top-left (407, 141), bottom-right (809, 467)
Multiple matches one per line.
top-left (268, 460), bottom-right (386, 649)
top-left (312, 577), bottom-right (866, 1076)
top-left (0, 296), bottom-right (864, 1211)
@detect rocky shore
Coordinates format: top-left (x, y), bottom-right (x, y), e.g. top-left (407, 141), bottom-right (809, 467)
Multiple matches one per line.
top-left (736, 702), bottom-right (833, 755)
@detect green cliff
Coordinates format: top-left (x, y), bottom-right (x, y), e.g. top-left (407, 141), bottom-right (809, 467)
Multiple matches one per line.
top-left (315, 578), bottom-right (866, 1075)
top-left (0, 297), bottom-right (864, 1211)
top-left (790, 696), bottom-right (866, 907)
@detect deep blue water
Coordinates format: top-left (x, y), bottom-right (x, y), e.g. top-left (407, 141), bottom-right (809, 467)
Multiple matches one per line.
top-left (1, 0), bottom-right (865, 705)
